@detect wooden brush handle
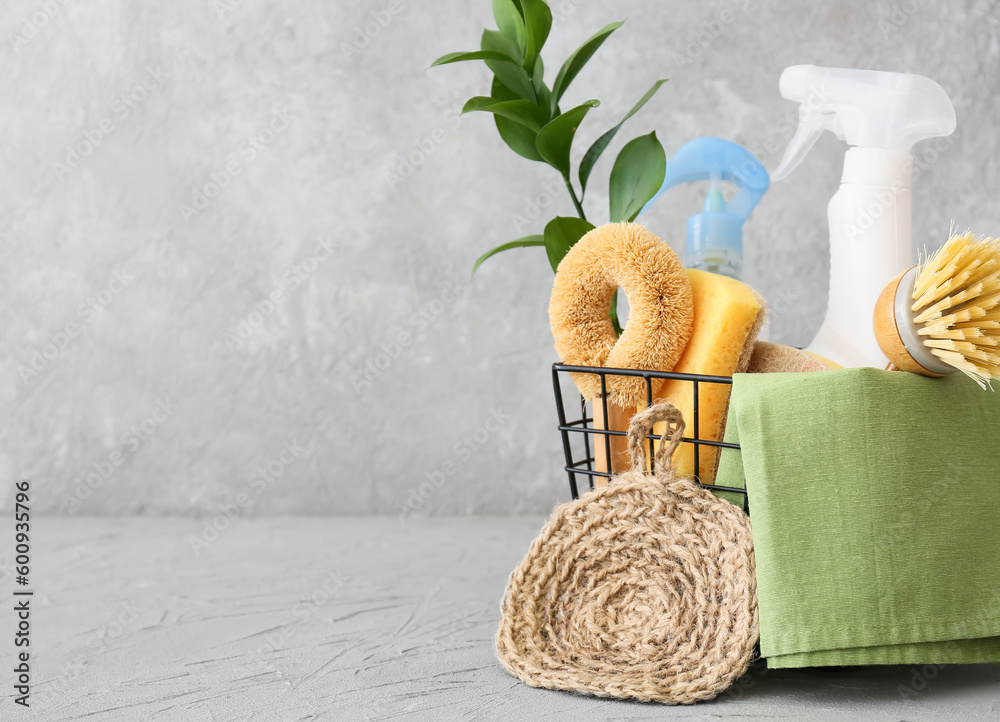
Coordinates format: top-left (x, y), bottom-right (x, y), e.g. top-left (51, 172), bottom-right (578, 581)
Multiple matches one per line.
top-left (592, 397), bottom-right (634, 486)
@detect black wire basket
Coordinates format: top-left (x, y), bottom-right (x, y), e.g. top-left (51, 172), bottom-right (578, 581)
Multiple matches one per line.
top-left (552, 363), bottom-right (747, 511)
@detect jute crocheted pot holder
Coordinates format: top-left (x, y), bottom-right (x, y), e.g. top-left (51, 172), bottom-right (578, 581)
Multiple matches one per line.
top-left (496, 402), bottom-right (758, 704)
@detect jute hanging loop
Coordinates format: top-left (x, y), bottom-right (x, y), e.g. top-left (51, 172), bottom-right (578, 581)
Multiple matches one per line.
top-left (627, 402), bottom-right (685, 473)
top-left (496, 401), bottom-right (758, 704)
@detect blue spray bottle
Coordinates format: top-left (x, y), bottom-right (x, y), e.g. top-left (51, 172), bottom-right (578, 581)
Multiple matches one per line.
top-left (639, 137), bottom-right (770, 281)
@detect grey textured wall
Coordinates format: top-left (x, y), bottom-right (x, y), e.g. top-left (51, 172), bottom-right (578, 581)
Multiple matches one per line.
top-left (4, 0), bottom-right (998, 516)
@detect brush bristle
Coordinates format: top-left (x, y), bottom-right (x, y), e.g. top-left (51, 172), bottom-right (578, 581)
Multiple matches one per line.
top-left (912, 229), bottom-right (1000, 388)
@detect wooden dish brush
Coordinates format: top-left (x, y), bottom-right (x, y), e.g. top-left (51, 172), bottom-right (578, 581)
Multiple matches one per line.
top-left (874, 229), bottom-right (1000, 388)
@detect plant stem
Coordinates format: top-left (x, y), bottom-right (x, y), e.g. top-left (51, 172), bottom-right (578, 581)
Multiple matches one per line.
top-left (564, 176), bottom-right (587, 221)
top-left (609, 291), bottom-right (623, 336)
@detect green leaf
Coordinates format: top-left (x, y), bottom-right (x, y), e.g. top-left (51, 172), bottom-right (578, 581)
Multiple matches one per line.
top-left (531, 57), bottom-right (553, 123)
top-left (429, 50), bottom-right (521, 68)
top-left (535, 86), bottom-right (553, 123)
top-left (481, 30), bottom-right (535, 100)
top-left (520, 0), bottom-right (553, 71)
top-left (609, 131), bottom-right (667, 222)
top-left (481, 27), bottom-right (522, 60)
top-left (472, 235), bottom-right (544, 277)
top-left (578, 78), bottom-right (668, 196)
top-left (551, 21), bottom-right (624, 114)
top-left (492, 0), bottom-right (526, 54)
top-left (531, 55), bottom-right (544, 94)
top-left (462, 96), bottom-right (547, 131)
top-left (543, 216), bottom-right (595, 272)
top-left (491, 78), bottom-right (545, 162)
top-left (534, 99), bottom-right (600, 175)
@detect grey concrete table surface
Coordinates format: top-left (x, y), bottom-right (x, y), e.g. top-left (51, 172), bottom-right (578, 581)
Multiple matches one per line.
top-left (1, 515), bottom-right (997, 722)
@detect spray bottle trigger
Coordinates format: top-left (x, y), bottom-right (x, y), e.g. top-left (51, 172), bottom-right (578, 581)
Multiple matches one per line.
top-left (771, 106), bottom-right (826, 181)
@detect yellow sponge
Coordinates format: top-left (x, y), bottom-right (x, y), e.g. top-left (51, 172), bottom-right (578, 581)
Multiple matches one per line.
top-left (646, 270), bottom-right (766, 483)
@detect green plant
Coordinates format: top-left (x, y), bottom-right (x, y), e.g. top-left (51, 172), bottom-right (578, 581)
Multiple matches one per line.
top-left (430, 0), bottom-right (667, 333)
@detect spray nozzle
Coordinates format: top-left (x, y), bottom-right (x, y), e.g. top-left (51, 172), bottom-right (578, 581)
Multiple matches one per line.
top-left (638, 137), bottom-right (769, 278)
top-left (704, 174), bottom-right (725, 212)
top-left (772, 104), bottom-right (829, 180)
top-left (772, 64), bottom-right (956, 181)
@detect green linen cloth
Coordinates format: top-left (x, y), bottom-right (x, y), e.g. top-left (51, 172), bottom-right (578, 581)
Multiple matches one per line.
top-left (714, 367), bottom-right (1000, 668)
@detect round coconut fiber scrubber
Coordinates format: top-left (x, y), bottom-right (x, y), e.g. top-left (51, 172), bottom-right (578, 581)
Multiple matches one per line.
top-left (549, 222), bottom-right (694, 409)
top-left (496, 403), bottom-right (758, 704)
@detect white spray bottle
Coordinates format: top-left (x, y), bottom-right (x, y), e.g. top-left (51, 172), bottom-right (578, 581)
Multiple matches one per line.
top-left (772, 65), bottom-right (956, 368)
